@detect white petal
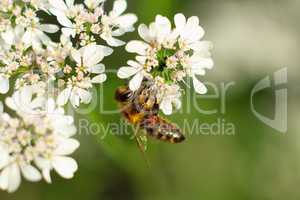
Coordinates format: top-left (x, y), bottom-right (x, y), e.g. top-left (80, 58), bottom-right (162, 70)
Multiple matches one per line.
top-left (42, 169), bottom-right (52, 183)
top-left (66, 0), bottom-right (74, 8)
top-left (0, 75), bottom-right (9, 94)
top-left (191, 67), bottom-right (206, 76)
top-left (91, 74), bottom-right (107, 84)
top-left (30, 96), bottom-right (45, 110)
top-left (129, 72), bottom-right (143, 91)
top-left (190, 41), bottom-right (213, 52)
top-left (127, 60), bottom-right (143, 68)
top-left (117, 67), bottom-right (138, 79)
top-left (0, 144), bottom-right (9, 169)
top-left (45, 98), bottom-right (56, 113)
top-left (98, 45), bottom-right (113, 56)
top-left (52, 156), bottom-right (78, 179)
top-left (39, 24), bottom-right (59, 33)
top-left (21, 165), bottom-right (42, 182)
top-left (71, 48), bottom-right (82, 64)
top-left (115, 14), bottom-right (137, 29)
top-left (126, 40), bottom-right (149, 55)
top-left (78, 88), bottom-right (92, 104)
top-left (56, 123), bottom-right (77, 137)
top-left (5, 96), bottom-right (17, 111)
top-left (187, 16), bottom-right (199, 27)
top-left (14, 25), bottom-right (24, 39)
top-left (1, 28), bottom-right (14, 45)
top-left (174, 13), bottom-right (186, 31)
top-left (155, 15), bottom-right (172, 36)
top-left (54, 138), bottom-right (80, 156)
top-left (112, 0), bottom-right (127, 16)
top-left (34, 157), bottom-right (51, 170)
top-left (83, 44), bottom-right (105, 67)
top-left (22, 30), bottom-right (32, 46)
top-left (173, 98), bottom-right (182, 110)
top-left (89, 64), bottom-right (105, 74)
top-left (21, 86), bottom-right (33, 104)
top-left (49, 0), bottom-right (68, 11)
top-left (191, 57), bottom-right (214, 70)
top-left (57, 87), bottom-right (72, 106)
top-left (135, 56), bottom-right (147, 64)
top-left (138, 24), bottom-right (151, 42)
top-left (181, 16), bottom-right (204, 43)
top-left (193, 76), bottom-right (207, 94)
top-left (36, 29), bottom-right (51, 45)
top-left (34, 157), bottom-right (52, 183)
top-left (105, 36), bottom-right (126, 47)
top-left (70, 91), bottom-right (80, 107)
top-left (160, 100), bottom-right (173, 115)
top-left (55, 12), bottom-right (73, 28)
top-left (62, 28), bottom-right (76, 37)
top-left (0, 167), bottom-right (9, 190)
top-left (112, 28), bottom-right (126, 36)
top-left (84, 0), bottom-right (104, 9)
top-left (7, 164), bottom-right (21, 193)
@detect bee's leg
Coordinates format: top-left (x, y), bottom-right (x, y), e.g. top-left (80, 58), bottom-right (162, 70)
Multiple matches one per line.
top-left (132, 124), bottom-right (151, 168)
top-left (133, 124), bottom-right (144, 151)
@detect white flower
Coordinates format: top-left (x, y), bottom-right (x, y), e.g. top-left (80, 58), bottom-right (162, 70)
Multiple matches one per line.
top-left (34, 99), bottom-right (79, 183)
top-left (122, 13), bottom-right (214, 98)
top-left (1, 25), bottom-right (24, 47)
top-left (174, 13), bottom-right (205, 50)
top-left (126, 15), bottom-right (173, 56)
top-left (186, 51), bottom-right (214, 94)
top-left (118, 13), bottom-right (214, 115)
top-left (158, 84), bottom-right (182, 115)
top-left (22, 24), bottom-right (59, 50)
top-left (57, 43), bottom-right (112, 107)
top-left (34, 136), bottom-right (79, 183)
top-left (44, 99), bottom-right (77, 137)
top-left (49, 0), bottom-right (136, 47)
top-left (101, 0), bottom-right (137, 47)
top-left (0, 91), bottom-right (79, 192)
top-left (49, 0), bottom-right (77, 37)
top-left (5, 85), bottom-right (45, 116)
top-left (0, 159), bottom-right (42, 193)
top-left (117, 60), bottom-right (145, 91)
top-left (57, 85), bottom-right (92, 108)
top-left (71, 43), bottom-right (112, 75)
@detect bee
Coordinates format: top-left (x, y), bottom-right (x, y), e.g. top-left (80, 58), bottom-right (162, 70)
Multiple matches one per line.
top-left (115, 80), bottom-right (185, 144)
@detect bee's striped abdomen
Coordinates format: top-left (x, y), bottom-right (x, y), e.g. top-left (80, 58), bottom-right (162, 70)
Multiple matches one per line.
top-left (115, 83), bottom-right (185, 144)
top-left (141, 115), bottom-right (185, 143)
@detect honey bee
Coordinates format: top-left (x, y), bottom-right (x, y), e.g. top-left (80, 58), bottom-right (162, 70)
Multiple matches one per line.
top-left (115, 80), bottom-right (185, 144)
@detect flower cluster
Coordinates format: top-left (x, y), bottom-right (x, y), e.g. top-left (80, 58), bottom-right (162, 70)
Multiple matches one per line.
top-left (0, 0), bottom-right (137, 107)
top-left (0, 86), bottom-right (78, 193)
top-left (0, 0), bottom-right (137, 192)
top-left (49, 0), bottom-right (137, 47)
top-left (0, 0), bottom-right (215, 194)
top-left (0, 0), bottom-right (59, 94)
top-left (117, 14), bottom-right (214, 115)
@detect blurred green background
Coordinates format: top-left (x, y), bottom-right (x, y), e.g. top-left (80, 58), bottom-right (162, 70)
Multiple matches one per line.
top-left (1, 0), bottom-right (300, 199)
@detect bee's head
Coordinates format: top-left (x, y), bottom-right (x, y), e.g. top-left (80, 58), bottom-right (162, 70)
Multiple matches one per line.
top-left (115, 86), bottom-right (134, 103)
